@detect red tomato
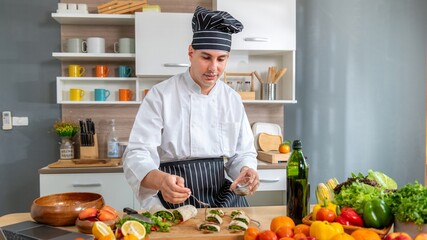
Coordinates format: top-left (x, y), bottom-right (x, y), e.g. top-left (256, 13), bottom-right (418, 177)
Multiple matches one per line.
top-left (316, 208), bottom-right (336, 222)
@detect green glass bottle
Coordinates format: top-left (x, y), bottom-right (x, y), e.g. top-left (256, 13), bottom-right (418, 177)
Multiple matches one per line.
top-left (286, 140), bottom-right (309, 224)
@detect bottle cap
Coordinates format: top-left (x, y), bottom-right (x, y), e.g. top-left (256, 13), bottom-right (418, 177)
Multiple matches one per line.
top-left (292, 140), bottom-right (302, 150)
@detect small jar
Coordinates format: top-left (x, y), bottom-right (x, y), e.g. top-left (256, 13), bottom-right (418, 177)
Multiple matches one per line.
top-left (59, 137), bottom-right (74, 159)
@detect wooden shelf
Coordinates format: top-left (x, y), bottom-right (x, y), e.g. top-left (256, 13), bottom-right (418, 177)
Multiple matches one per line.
top-left (51, 13), bottom-right (135, 25)
top-left (52, 52), bottom-right (135, 61)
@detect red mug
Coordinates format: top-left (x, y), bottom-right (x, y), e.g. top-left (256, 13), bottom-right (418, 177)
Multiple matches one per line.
top-left (119, 89), bottom-right (133, 101)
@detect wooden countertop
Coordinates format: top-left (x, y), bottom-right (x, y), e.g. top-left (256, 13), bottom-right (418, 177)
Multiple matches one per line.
top-left (39, 160), bottom-right (286, 174)
top-left (0, 206), bottom-right (286, 240)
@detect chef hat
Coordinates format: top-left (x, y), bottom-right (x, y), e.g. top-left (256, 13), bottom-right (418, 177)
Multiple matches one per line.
top-left (191, 6), bottom-right (243, 52)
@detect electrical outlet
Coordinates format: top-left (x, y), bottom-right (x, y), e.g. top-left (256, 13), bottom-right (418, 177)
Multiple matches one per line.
top-left (2, 111), bottom-right (12, 130)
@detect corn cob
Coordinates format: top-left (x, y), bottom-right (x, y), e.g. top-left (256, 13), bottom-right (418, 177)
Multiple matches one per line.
top-left (315, 183), bottom-right (332, 204)
top-left (326, 178), bottom-right (339, 192)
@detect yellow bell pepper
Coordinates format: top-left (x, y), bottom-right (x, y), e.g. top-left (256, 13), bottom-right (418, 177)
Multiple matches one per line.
top-left (309, 221), bottom-right (344, 240)
top-left (312, 198), bottom-right (337, 220)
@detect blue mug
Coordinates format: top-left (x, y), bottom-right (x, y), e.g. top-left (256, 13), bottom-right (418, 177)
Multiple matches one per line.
top-left (118, 65), bottom-right (132, 77)
top-left (94, 88), bottom-right (110, 101)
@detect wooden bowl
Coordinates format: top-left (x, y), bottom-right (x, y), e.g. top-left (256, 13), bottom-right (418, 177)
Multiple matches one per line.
top-left (30, 192), bottom-right (105, 226)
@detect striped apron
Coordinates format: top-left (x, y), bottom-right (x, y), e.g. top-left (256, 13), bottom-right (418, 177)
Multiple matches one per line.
top-left (157, 158), bottom-right (249, 209)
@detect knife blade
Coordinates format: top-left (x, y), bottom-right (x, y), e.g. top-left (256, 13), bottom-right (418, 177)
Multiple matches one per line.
top-left (123, 207), bottom-right (153, 224)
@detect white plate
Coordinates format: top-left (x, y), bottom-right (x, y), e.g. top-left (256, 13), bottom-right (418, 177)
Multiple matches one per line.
top-left (251, 122), bottom-right (282, 150)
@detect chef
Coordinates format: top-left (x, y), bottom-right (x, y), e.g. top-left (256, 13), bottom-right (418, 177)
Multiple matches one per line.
top-left (123, 6), bottom-right (259, 209)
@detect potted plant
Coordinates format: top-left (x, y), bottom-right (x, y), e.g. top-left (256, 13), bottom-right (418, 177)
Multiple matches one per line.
top-left (53, 120), bottom-right (79, 159)
top-left (385, 181), bottom-right (427, 238)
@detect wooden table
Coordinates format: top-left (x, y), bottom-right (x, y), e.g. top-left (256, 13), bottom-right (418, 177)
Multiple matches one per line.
top-left (0, 206), bottom-right (286, 240)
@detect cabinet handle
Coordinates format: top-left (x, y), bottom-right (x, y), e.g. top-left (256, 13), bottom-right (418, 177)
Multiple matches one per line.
top-left (244, 37), bottom-right (269, 42)
top-left (163, 63), bottom-right (190, 67)
top-left (260, 178), bottom-right (280, 183)
top-left (72, 183), bottom-right (101, 187)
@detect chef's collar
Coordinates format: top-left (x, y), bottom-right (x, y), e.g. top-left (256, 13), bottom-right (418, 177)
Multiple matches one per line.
top-left (191, 6), bottom-right (243, 52)
top-left (184, 69), bottom-right (218, 96)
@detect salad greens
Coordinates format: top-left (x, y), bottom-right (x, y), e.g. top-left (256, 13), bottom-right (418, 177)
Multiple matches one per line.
top-left (367, 170), bottom-right (397, 190)
top-left (385, 181), bottom-right (427, 225)
top-left (333, 180), bottom-right (383, 215)
top-left (117, 212), bottom-right (172, 233)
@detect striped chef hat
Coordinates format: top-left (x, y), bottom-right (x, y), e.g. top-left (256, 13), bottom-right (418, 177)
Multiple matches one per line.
top-left (191, 6), bottom-right (243, 52)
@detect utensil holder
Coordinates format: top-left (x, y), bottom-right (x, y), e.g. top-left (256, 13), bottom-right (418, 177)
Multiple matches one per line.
top-left (79, 134), bottom-right (99, 160)
top-left (261, 83), bottom-right (277, 100)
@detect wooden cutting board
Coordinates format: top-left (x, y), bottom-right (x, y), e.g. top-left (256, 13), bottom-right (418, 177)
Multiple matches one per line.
top-left (257, 150), bottom-right (291, 163)
top-left (0, 206), bottom-right (288, 240)
top-left (258, 133), bottom-right (282, 152)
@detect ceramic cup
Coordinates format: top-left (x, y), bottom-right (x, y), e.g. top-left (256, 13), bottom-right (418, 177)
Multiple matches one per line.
top-left (68, 64), bottom-right (86, 77)
top-left (119, 89), bottom-right (133, 101)
top-left (84, 37), bottom-right (105, 53)
top-left (69, 88), bottom-right (85, 101)
top-left (114, 38), bottom-right (135, 53)
top-left (95, 65), bottom-right (110, 77)
top-left (77, 4), bottom-right (88, 13)
top-left (57, 3), bottom-right (67, 11)
top-left (67, 3), bottom-right (77, 12)
top-left (118, 65), bottom-right (132, 77)
top-left (66, 38), bottom-right (85, 53)
top-left (94, 89), bottom-right (110, 101)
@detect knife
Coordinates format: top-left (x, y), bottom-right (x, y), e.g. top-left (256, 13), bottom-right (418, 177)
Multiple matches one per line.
top-left (123, 207), bottom-right (153, 224)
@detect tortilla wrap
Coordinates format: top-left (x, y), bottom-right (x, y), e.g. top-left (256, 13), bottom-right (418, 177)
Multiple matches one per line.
top-left (149, 204), bottom-right (175, 221)
top-left (208, 209), bottom-right (225, 217)
top-left (173, 205), bottom-right (198, 223)
top-left (232, 213), bottom-right (250, 225)
top-left (197, 222), bottom-right (221, 233)
top-left (228, 220), bottom-right (248, 232)
top-left (230, 209), bottom-right (245, 218)
top-left (205, 213), bottom-right (223, 224)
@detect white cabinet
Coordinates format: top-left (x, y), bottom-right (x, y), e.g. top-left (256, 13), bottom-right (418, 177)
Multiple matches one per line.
top-left (52, 13), bottom-right (138, 105)
top-left (40, 172), bottom-right (138, 210)
top-left (257, 168), bottom-right (286, 191)
top-left (213, 0), bottom-right (296, 51)
top-left (135, 12), bottom-right (193, 77)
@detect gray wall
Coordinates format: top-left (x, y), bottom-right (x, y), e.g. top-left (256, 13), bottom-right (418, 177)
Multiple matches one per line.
top-left (286, 0), bottom-right (427, 197)
top-left (0, 0), bottom-right (60, 215)
top-left (0, 0), bottom-right (426, 214)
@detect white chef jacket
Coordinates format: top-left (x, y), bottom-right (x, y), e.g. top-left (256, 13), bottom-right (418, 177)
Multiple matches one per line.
top-left (123, 69), bottom-right (257, 209)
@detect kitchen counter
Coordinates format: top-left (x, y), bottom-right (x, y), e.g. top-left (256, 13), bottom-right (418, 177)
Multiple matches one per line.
top-left (0, 206), bottom-right (286, 240)
top-left (38, 160), bottom-right (286, 174)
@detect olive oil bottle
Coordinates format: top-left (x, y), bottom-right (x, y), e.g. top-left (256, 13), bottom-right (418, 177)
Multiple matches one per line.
top-left (286, 140), bottom-right (309, 224)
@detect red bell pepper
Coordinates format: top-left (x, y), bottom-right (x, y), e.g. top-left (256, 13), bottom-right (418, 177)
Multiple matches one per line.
top-left (335, 216), bottom-right (350, 226)
top-left (339, 207), bottom-right (364, 227)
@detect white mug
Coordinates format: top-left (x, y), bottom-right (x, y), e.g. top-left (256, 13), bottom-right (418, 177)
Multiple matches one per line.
top-left (57, 3), bottom-right (67, 11)
top-left (67, 3), bottom-right (77, 12)
top-left (77, 4), bottom-right (88, 13)
top-left (114, 38), bottom-right (135, 53)
top-left (66, 38), bottom-right (85, 53)
top-left (84, 37), bottom-right (105, 53)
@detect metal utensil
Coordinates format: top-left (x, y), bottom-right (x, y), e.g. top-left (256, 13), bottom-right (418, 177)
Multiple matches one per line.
top-left (189, 194), bottom-right (210, 207)
top-left (123, 207), bottom-right (153, 224)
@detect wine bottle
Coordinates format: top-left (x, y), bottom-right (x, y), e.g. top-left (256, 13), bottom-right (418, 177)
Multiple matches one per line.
top-left (286, 140), bottom-right (309, 224)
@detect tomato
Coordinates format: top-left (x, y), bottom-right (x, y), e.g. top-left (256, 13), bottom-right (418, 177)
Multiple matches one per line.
top-left (316, 207), bottom-right (336, 222)
top-left (276, 226), bottom-right (294, 239)
top-left (244, 227), bottom-right (260, 240)
top-left (259, 230), bottom-right (279, 240)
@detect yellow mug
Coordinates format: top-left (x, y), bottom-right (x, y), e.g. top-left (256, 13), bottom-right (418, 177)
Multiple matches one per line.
top-left (70, 88), bottom-right (85, 101)
top-left (68, 64), bottom-right (86, 77)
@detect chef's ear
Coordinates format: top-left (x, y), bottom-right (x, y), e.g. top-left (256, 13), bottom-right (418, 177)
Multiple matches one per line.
top-left (188, 45), bottom-right (194, 58)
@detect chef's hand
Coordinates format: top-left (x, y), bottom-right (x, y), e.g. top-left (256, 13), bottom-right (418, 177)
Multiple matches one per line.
top-left (230, 166), bottom-right (259, 195)
top-left (159, 174), bottom-right (191, 204)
